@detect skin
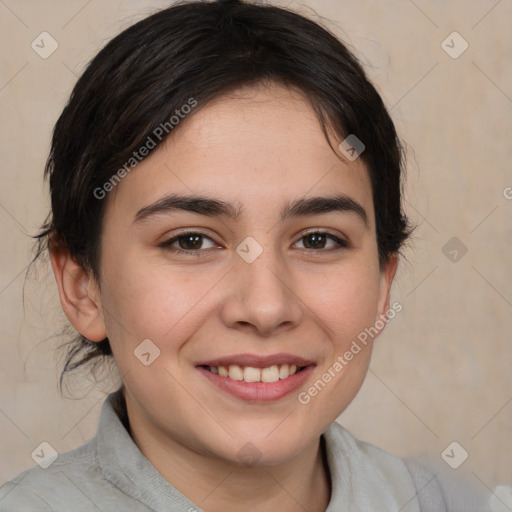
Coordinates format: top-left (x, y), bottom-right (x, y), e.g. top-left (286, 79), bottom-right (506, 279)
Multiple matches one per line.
top-left (51, 83), bottom-right (398, 512)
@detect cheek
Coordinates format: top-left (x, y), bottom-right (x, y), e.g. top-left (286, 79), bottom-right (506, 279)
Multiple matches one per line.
top-left (306, 259), bottom-right (382, 346)
top-left (99, 252), bottom-right (219, 357)
top-left (293, 262), bottom-right (382, 427)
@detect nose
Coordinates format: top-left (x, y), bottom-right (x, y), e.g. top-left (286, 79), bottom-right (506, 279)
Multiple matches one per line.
top-left (219, 247), bottom-right (303, 337)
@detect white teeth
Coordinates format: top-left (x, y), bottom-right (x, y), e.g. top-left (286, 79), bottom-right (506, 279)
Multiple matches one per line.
top-left (261, 365), bottom-right (280, 383)
top-left (228, 364), bottom-right (244, 381)
top-left (244, 366), bottom-right (261, 382)
top-left (208, 363), bottom-right (301, 382)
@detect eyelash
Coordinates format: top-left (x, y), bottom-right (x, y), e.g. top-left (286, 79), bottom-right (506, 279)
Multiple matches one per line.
top-left (158, 229), bottom-right (349, 256)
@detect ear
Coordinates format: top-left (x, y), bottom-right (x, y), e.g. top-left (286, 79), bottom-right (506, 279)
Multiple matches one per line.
top-left (49, 237), bottom-right (107, 342)
top-left (375, 252), bottom-right (399, 328)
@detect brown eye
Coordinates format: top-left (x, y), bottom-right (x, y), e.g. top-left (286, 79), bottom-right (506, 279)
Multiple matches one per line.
top-left (295, 232), bottom-right (348, 251)
top-left (159, 231), bottom-right (218, 254)
top-left (176, 234), bottom-right (203, 250)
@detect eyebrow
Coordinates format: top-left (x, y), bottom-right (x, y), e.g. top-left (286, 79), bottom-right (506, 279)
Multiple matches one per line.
top-left (133, 193), bottom-right (368, 227)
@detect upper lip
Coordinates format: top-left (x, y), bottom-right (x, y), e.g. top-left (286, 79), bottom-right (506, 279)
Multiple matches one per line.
top-left (196, 353), bottom-right (315, 368)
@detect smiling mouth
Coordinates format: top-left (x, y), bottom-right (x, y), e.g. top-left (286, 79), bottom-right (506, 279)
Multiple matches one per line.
top-left (199, 364), bottom-right (307, 383)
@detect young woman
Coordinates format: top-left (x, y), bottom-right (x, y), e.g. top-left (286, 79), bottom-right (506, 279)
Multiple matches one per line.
top-left (0, 0), bottom-right (492, 510)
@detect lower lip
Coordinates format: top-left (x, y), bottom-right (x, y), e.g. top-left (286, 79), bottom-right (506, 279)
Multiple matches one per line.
top-left (197, 365), bottom-right (315, 402)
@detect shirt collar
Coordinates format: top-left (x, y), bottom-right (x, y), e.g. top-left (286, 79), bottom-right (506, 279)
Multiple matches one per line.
top-left (97, 389), bottom-right (199, 510)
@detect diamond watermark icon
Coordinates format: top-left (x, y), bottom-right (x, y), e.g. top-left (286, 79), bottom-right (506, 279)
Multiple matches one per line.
top-left (134, 338), bottom-right (161, 366)
top-left (236, 236), bottom-right (263, 264)
top-left (441, 441), bottom-right (468, 469)
top-left (339, 134), bottom-right (365, 161)
top-left (31, 32), bottom-right (59, 59)
top-left (442, 236), bottom-right (468, 263)
top-left (236, 442), bottom-right (262, 467)
top-left (441, 31), bottom-right (468, 59)
top-left (31, 441), bottom-right (58, 469)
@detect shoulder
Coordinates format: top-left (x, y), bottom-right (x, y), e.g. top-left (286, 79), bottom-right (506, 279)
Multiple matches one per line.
top-left (0, 476), bottom-right (53, 511)
top-left (324, 422), bottom-right (496, 512)
top-left (0, 392), bottom-right (153, 512)
top-left (403, 457), bottom-right (495, 512)
top-left (0, 439), bottom-right (100, 511)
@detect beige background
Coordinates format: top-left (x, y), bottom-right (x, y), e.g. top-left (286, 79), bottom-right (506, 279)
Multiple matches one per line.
top-left (1, 0), bottom-right (511, 495)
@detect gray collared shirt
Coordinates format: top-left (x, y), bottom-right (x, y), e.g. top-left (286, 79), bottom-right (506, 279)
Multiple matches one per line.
top-left (0, 391), bottom-right (492, 511)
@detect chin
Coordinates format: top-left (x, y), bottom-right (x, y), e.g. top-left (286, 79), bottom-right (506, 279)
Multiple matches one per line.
top-left (209, 423), bottom-right (316, 468)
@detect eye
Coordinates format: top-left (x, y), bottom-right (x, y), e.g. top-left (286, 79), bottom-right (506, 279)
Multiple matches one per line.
top-left (158, 229), bottom-right (349, 257)
top-left (158, 231), bottom-right (218, 255)
top-left (294, 231), bottom-right (348, 252)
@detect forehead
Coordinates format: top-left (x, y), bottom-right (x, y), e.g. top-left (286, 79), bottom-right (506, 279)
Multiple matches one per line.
top-left (105, 84), bottom-right (374, 226)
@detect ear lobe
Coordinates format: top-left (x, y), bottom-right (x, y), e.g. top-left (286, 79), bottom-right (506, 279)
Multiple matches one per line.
top-left (49, 238), bottom-right (107, 342)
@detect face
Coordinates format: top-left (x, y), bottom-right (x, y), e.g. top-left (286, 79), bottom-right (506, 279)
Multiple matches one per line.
top-left (76, 84), bottom-right (396, 466)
